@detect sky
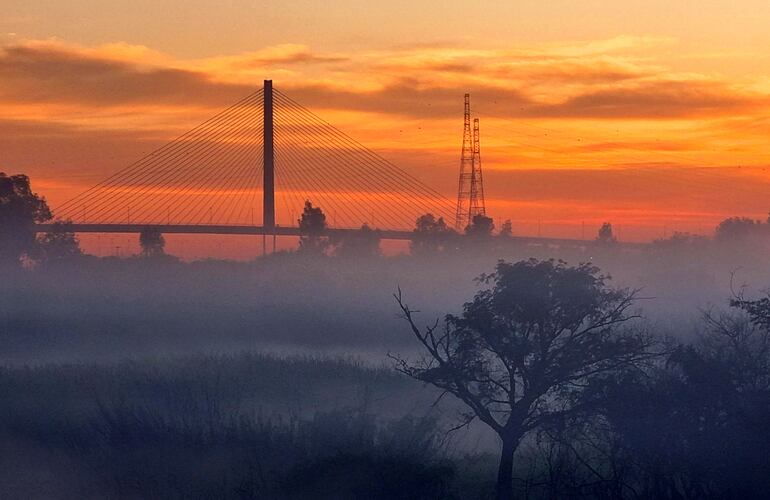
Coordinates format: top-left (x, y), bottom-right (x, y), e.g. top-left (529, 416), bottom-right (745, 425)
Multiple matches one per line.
top-left (3, 0), bottom-right (770, 250)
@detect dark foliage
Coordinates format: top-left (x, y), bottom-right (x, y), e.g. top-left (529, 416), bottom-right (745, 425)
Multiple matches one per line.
top-left (333, 223), bottom-right (382, 258)
top-left (411, 213), bottom-right (456, 255)
top-left (139, 226), bottom-right (166, 257)
top-left (0, 172), bottom-right (51, 266)
top-left (394, 259), bottom-right (658, 499)
top-left (714, 216), bottom-right (766, 244)
top-left (465, 214), bottom-right (495, 239)
top-left (298, 200), bottom-right (329, 253)
top-left (595, 222), bottom-right (616, 245)
top-left (38, 220), bottom-right (82, 263)
top-left (498, 219), bottom-right (513, 238)
top-left (0, 354), bottom-right (465, 499)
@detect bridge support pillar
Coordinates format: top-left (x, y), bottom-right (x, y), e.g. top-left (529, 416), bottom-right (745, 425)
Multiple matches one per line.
top-left (263, 80), bottom-right (275, 230)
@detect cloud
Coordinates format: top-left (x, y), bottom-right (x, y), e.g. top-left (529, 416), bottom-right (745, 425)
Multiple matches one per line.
top-left (536, 35), bottom-right (676, 58)
top-left (0, 37), bottom-right (765, 124)
top-left (0, 42), bottom-right (252, 107)
top-left (278, 80), bottom-right (532, 118)
top-left (222, 44), bottom-right (348, 67)
top-left (276, 78), bottom-right (761, 122)
top-left (20, 39), bottom-right (173, 66)
top-left (486, 59), bottom-right (645, 85)
top-left (528, 80), bottom-right (759, 119)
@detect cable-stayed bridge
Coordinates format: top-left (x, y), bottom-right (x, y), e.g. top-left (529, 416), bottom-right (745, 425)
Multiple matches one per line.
top-left (36, 81), bottom-right (459, 241)
top-left (33, 80), bottom-right (636, 249)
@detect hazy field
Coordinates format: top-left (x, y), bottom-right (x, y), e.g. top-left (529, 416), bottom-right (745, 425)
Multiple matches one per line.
top-left (2, 238), bottom-right (770, 498)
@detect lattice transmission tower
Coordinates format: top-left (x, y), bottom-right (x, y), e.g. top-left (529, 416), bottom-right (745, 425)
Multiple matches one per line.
top-left (455, 94), bottom-right (486, 230)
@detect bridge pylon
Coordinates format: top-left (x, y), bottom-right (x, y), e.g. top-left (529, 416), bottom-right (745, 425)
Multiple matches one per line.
top-left (262, 80), bottom-right (276, 254)
top-left (263, 80), bottom-right (275, 230)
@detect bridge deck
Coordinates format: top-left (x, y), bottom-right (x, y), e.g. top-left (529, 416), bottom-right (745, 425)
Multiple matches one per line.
top-left (35, 223), bottom-right (413, 239)
top-left (34, 223), bottom-right (645, 248)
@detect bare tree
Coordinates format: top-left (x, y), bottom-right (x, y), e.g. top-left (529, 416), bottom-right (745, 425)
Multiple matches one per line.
top-left (392, 259), bottom-right (656, 500)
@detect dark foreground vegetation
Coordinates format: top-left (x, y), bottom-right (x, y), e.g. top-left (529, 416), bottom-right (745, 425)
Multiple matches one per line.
top-left (1, 306), bottom-right (770, 500)
top-left (0, 354), bottom-right (487, 499)
top-left (3, 172), bottom-right (770, 498)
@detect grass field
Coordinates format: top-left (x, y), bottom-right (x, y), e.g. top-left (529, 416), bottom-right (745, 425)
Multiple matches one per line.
top-left (0, 352), bottom-right (497, 499)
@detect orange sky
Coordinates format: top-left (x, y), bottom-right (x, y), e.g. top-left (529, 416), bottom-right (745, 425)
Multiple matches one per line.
top-left (3, 1), bottom-right (770, 250)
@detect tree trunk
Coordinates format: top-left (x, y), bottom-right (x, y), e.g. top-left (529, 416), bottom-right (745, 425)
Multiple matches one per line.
top-left (496, 433), bottom-right (520, 500)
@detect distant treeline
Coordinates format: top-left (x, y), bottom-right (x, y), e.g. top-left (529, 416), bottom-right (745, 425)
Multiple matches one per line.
top-left (4, 172), bottom-right (770, 267)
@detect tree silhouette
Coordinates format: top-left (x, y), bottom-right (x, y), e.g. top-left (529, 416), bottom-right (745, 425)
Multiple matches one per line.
top-left (596, 222), bottom-right (616, 245)
top-left (499, 219), bottom-right (513, 238)
top-left (0, 173), bottom-right (51, 266)
top-left (715, 216), bottom-right (764, 244)
top-left (38, 221), bottom-right (82, 263)
top-left (650, 231), bottom-right (709, 252)
top-left (298, 201), bottom-right (328, 253)
top-left (590, 295), bottom-right (770, 498)
top-left (411, 213), bottom-right (455, 255)
top-left (393, 259), bottom-right (655, 500)
top-left (333, 223), bottom-right (381, 258)
top-left (465, 214), bottom-right (495, 239)
top-left (139, 227), bottom-right (165, 257)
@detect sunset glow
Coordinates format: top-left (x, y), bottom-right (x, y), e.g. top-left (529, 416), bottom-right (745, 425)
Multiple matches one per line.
top-left (4, 1), bottom-right (770, 250)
